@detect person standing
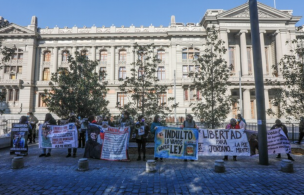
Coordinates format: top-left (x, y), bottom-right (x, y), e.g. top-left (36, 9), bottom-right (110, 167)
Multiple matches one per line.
top-left (181, 114), bottom-right (197, 161)
top-left (27, 112), bottom-right (39, 144)
top-left (223, 118), bottom-right (240, 161)
top-left (151, 115), bottom-right (163, 162)
top-left (66, 115), bottom-right (80, 158)
top-left (271, 119), bottom-right (294, 161)
top-left (39, 113), bottom-right (56, 157)
top-left (135, 115), bottom-right (149, 161)
top-left (298, 117), bottom-right (304, 145)
top-left (237, 115), bottom-right (246, 130)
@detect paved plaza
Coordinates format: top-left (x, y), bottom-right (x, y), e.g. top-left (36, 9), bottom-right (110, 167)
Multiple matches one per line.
top-left (0, 143), bottom-right (304, 195)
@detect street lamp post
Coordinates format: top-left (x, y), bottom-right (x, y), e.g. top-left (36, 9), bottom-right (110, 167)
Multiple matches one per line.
top-left (249, 0), bottom-right (269, 165)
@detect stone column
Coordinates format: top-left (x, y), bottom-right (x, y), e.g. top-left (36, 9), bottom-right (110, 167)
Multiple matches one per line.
top-left (243, 89), bottom-right (251, 120)
top-left (275, 30), bottom-right (283, 76)
top-left (171, 44), bottom-right (177, 80)
top-left (110, 46), bottom-right (115, 81)
top-left (280, 29), bottom-right (287, 55)
top-left (240, 30), bottom-right (248, 76)
top-left (220, 28), bottom-right (229, 65)
top-left (53, 47), bottom-right (58, 74)
top-left (260, 31), bottom-right (267, 75)
top-left (264, 88), bottom-right (270, 119)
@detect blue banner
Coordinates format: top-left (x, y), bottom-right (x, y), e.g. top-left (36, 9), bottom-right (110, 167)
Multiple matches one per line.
top-left (154, 126), bottom-right (199, 160)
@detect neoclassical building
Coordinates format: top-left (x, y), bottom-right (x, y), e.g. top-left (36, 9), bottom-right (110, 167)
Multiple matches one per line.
top-left (0, 2), bottom-right (302, 121)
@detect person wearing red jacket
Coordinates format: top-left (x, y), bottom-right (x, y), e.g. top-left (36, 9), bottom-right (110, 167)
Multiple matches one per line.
top-left (223, 118), bottom-right (240, 161)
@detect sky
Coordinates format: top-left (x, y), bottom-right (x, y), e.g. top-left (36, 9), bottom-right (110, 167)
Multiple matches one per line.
top-left (0, 0), bottom-right (303, 28)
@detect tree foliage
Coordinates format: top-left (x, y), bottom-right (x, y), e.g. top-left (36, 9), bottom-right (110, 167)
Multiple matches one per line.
top-left (267, 29), bottom-right (304, 120)
top-left (189, 26), bottom-right (233, 128)
top-left (117, 43), bottom-right (178, 122)
top-left (43, 52), bottom-right (109, 118)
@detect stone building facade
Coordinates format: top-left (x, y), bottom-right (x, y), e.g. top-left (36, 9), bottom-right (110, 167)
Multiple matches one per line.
top-left (0, 2), bottom-right (302, 121)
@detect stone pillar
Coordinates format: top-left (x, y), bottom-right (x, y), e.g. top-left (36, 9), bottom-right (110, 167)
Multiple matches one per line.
top-left (171, 45), bottom-right (177, 80)
top-left (240, 30), bottom-right (248, 76)
top-left (280, 29), bottom-right (287, 55)
top-left (110, 46), bottom-right (115, 81)
top-left (243, 89), bottom-right (251, 120)
top-left (53, 47), bottom-right (58, 74)
top-left (220, 29), bottom-right (229, 65)
top-left (275, 30), bottom-right (283, 76)
top-left (264, 88), bottom-right (270, 119)
top-left (260, 31), bottom-right (267, 75)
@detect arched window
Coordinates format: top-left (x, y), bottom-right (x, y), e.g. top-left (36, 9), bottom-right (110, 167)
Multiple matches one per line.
top-left (119, 50), bottom-right (127, 61)
top-left (157, 49), bottom-right (165, 62)
top-left (182, 48), bottom-right (199, 60)
top-left (100, 50), bottom-right (107, 62)
top-left (44, 51), bottom-right (51, 62)
top-left (62, 50), bottom-right (69, 62)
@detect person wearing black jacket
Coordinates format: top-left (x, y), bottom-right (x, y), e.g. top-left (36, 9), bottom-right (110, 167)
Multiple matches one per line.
top-left (298, 117), bottom-right (304, 144)
top-left (270, 119), bottom-right (294, 161)
top-left (135, 115), bottom-right (150, 161)
top-left (39, 113), bottom-right (57, 157)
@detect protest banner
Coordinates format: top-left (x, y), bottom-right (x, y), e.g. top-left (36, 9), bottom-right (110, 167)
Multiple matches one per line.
top-left (10, 123), bottom-right (29, 155)
top-left (198, 129), bottom-right (250, 156)
top-left (154, 127), bottom-right (199, 160)
top-left (267, 128), bottom-right (291, 154)
top-left (100, 126), bottom-right (130, 161)
top-left (38, 123), bottom-right (78, 149)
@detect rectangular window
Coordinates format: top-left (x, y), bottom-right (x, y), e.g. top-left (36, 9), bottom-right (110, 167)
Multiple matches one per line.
top-left (4, 66), bottom-right (10, 73)
top-left (10, 74), bottom-right (16, 80)
top-left (247, 47), bottom-right (253, 74)
top-left (196, 90), bottom-right (200, 100)
top-left (190, 89), bottom-right (195, 101)
top-left (182, 53), bottom-right (187, 60)
top-left (62, 51), bottom-right (69, 62)
top-left (119, 51), bottom-right (127, 61)
top-left (100, 51), bottom-right (107, 61)
top-left (157, 66), bottom-right (165, 80)
top-left (117, 93), bottom-right (127, 107)
top-left (99, 67), bottom-right (106, 80)
top-left (229, 47), bottom-right (235, 73)
top-left (1, 89), bottom-right (6, 101)
top-left (39, 93), bottom-right (47, 107)
top-left (119, 67), bottom-right (126, 79)
top-left (184, 89), bottom-right (188, 101)
top-left (43, 68), bottom-right (50, 81)
top-left (44, 52), bottom-right (51, 62)
top-left (17, 66), bottom-right (22, 74)
top-left (265, 47), bottom-right (269, 74)
top-left (13, 54), bottom-right (18, 60)
top-left (18, 53), bottom-right (23, 60)
top-left (158, 93), bottom-right (167, 106)
top-left (15, 89), bottom-right (19, 101)
top-left (138, 67), bottom-right (144, 79)
top-left (157, 50), bottom-right (165, 61)
top-left (10, 66), bottom-right (16, 72)
top-left (183, 65), bottom-right (188, 78)
top-left (8, 89), bottom-right (13, 101)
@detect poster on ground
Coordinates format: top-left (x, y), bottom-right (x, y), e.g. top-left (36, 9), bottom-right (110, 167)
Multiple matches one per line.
top-left (38, 123), bottom-right (78, 149)
top-left (10, 123), bottom-right (29, 155)
top-left (154, 127), bottom-right (199, 160)
top-left (267, 128), bottom-right (291, 154)
top-left (100, 126), bottom-right (130, 161)
top-left (198, 129), bottom-right (250, 156)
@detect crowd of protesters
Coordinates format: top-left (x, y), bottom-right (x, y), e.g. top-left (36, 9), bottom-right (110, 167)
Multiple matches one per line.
top-left (16, 110), bottom-right (297, 162)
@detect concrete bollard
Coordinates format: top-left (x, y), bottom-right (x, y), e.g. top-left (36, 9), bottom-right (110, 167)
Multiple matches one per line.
top-left (146, 160), bottom-right (156, 172)
top-left (281, 159), bottom-right (293, 173)
top-left (78, 158), bottom-right (89, 171)
top-left (12, 156), bottom-right (24, 169)
top-left (214, 160), bottom-right (225, 173)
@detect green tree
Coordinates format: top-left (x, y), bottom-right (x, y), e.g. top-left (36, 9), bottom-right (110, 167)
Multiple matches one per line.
top-left (117, 43), bottom-right (178, 122)
top-left (267, 27), bottom-right (304, 120)
top-left (188, 26), bottom-right (233, 128)
top-left (43, 52), bottom-right (109, 118)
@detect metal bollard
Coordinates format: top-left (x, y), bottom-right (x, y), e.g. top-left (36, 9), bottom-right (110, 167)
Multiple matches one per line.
top-left (146, 160), bottom-right (156, 172)
top-left (214, 160), bottom-right (225, 173)
top-left (78, 158), bottom-right (89, 171)
top-left (281, 159), bottom-right (293, 173)
top-left (12, 156), bottom-right (24, 169)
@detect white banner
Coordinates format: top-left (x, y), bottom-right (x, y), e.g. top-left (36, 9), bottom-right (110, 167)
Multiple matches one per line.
top-left (198, 129), bottom-right (250, 156)
top-left (267, 128), bottom-right (291, 154)
top-left (39, 123), bottom-right (78, 148)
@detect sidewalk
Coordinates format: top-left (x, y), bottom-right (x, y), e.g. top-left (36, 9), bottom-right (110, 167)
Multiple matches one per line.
top-left (0, 144), bottom-right (303, 195)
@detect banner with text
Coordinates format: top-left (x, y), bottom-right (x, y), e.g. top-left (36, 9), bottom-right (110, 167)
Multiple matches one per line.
top-left (198, 129), bottom-right (250, 156)
top-left (100, 126), bottom-right (130, 161)
top-left (154, 127), bottom-right (199, 160)
top-left (10, 123), bottom-right (29, 155)
top-left (38, 123), bottom-right (78, 149)
top-left (267, 128), bottom-right (291, 154)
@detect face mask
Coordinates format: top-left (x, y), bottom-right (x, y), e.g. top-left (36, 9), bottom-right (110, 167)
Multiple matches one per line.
top-left (237, 119), bottom-right (240, 122)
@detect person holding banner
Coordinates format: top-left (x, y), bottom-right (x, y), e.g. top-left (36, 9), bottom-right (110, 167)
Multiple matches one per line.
top-left (135, 115), bottom-right (150, 161)
top-left (39, 113), bottom-right (57, 157)
top-left (271, 119), bottom-right (294, 161)
top-left (66, 115), bottom-right (81, 158)
top-left (223, 118), bottom-right (240, 161)
top-left (181, 114), bottom-right (198, 161)
top-left (151, 115), bottom-right (163, 162)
